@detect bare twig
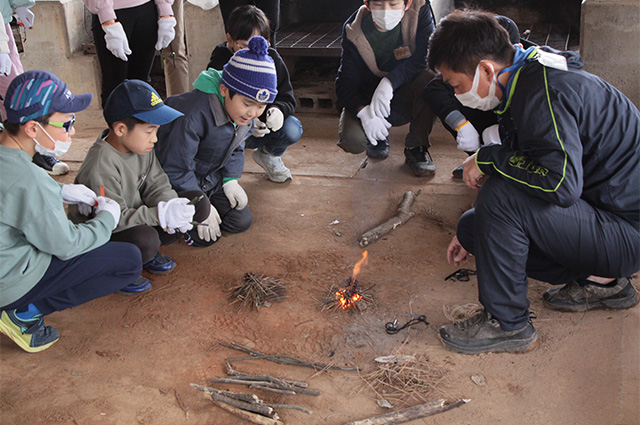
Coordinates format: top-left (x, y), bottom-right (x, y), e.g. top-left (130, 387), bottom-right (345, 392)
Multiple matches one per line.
top-left (174, 389), bottom-right (189, 420)
top-left (341, 399), bottom-right (468, 425)
top-left (210, 400), bottom-right (284, 425)
top-left (358, 190), bottom-right (421, 247)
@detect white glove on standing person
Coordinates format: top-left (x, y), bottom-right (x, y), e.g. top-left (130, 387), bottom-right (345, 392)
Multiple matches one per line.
top-left (103, 22), bottom-right (131, 61)
top-left (455, 120), bottom-right (480, 152)
top-left (155, 17), bottom-right (177, 50)
top-left (0, 53), bottom-right (11, 76)
top-left (14, 6), bottom-right (35, 29)
top-left (223, 180), bottom-right (248, 210)
top-left (357, 105), bottom-right (391, 146)
top-left (61, 184), bottom-right (97, 206)
top-left (265, 107), bottom-right (284, 132)
top-left (252, 118), bottom-right (270, 138)
top-left (197, 205), bottom-right (222, 242)
top-left (482, 124), bottom-right (502, 146)
top-left (370, 77), bottom-right (393, 118)
top-left (157, 198), bottom-right (195, 234)
top-left (95, 196), bottom-right (121, 230)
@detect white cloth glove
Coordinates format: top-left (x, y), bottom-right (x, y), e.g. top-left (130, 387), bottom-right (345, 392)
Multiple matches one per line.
top-left (455, 120), bottom-right (480, 152)
top-left (265, 107), bottom-right (284, 132)
top-left (157, 198), bottom-right (195, 234)
top-left (223, 180), bottom-right (248, 210)
top-left (155, 17), bottom-right (177, 50)
top-left (252, 118), bottom-right (270, 138)
top-left (61, 184), bottom-right (97, 206)
top-left (95, 196), bottom-right (121, 230)
top-left (357, 105), bottom-right (391, 146)
top-left (197, 205), bottom-right (222, 242)
top-left (370, 77), bottom-right (394, 118)
top-left (103, 22), bottom-right (131, 61)
top-left (14, 6), bottom-right (34, 29)
top-left (78, 203), bottom-right (93, 217)
top-left (0, 53), bottom-right (11, 76)
top-left (482, 124), bottom-right (502, 146)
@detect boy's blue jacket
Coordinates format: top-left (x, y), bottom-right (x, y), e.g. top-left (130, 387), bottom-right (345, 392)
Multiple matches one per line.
top-left (335, 0), bottom-right (434, 115)
top-left (155, 70), bottom-right (252, 193)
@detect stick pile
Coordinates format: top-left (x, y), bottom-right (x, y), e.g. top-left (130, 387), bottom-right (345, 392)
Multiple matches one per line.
top-left (319, 281), bottom-right (375, 313)
top-left (228, 273), bottom-right (287, 311)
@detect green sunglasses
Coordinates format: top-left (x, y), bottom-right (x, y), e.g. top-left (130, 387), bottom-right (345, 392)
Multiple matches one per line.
top-left (45, 114), bottom-right (76, 132)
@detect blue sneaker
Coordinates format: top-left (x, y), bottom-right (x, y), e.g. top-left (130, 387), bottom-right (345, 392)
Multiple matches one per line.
top-left (117, 276), bottom-right (152, 296)
top-left (0, 310), bottom-right (59, 353)
top-left (143, 252), bottom-right (176, 275)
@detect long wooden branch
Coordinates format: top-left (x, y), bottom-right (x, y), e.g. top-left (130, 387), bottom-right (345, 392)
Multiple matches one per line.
top-left (340, 399), bottom-right (467, 425)
top-left (211, 400), bottom-right (284, 425)
top-left (358, 190), bottom-right (421, 247)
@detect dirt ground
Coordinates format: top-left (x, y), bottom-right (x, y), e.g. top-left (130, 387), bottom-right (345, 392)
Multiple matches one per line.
top-left (1, 109), bottom-right (638, 425)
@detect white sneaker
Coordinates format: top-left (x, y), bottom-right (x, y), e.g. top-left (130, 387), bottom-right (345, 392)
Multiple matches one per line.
top-left (252, 148), bottom-right (292, 183)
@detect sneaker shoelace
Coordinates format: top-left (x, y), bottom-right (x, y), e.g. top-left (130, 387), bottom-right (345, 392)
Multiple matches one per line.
top-left (43, 155), bottom-right (61, 167)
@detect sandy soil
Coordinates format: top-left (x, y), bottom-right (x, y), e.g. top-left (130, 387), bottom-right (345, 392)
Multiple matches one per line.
top-left (1, 110), bottom-right (638, 425)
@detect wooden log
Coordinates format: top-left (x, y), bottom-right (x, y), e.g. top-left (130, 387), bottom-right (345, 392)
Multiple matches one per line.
top-left (358, 190), bottom-right (421, 247)
top-left (340, 399), bottom-right (467, 425)
top-left (208, 391), bottom-right (277, 419)
top-left (191, 384), bottom-right (260, 403)
top-left (211, 399), bottom-right (284, 425)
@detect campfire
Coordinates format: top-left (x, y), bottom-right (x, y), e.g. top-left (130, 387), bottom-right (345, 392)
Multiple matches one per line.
top-left (320, 251), bottom-right (375, 313)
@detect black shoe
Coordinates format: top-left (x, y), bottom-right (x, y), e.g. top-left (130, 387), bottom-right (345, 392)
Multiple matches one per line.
top-left (452, 165), bottom-right (463, 179)
top-left (32, 152), bottom-right (70, 175)
top-left (543, 277), bottom-right (638, 312)
top-left (365, 139), bottom-right (390, 160)
top-left (439, 310), bottom-right (538, 355)
top-left (404, 146), bottom-right (436, 176)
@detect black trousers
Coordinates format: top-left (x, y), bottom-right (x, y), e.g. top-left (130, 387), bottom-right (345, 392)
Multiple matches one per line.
top-left (457, 178), bottom-right (640, 331)
top-left (110, 190), bottom-right (210, 263)
top-left (219, 0), bottom-right (280, 45)
top-left (92, 1), bottom-right (159, 107)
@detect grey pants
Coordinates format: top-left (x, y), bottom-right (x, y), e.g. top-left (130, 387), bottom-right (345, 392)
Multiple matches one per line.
top-left (338, 69), bottom-right (437, 154)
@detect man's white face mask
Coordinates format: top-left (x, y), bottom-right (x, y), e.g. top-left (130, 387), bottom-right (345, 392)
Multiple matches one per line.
top-left (455, 62), bottom-right (501, 111)
top-left (33, 122), bottom-right (72, 158)
top-left (371, 9), bottom-right (404, 31)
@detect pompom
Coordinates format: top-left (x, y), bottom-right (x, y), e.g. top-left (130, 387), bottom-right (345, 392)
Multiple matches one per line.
top-left (248, 36), bottom-right (269, 56)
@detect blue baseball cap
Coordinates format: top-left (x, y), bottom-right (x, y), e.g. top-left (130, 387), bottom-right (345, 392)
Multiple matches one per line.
top-left (4, 70), bottom-right (93, 124)
top-left (103, 79), bottom-right (183, 125)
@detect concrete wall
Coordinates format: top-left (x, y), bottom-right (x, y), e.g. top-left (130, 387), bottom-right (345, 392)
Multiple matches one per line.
top-left (581, 0), bottom-right (640, 108)
top-left (184, 2), bottom-right (226, 85)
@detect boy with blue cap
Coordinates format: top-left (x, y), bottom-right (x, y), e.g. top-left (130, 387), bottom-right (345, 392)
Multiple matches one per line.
top-left (69, 79), bottom-right (211, 294)
top-left (0, 70), bottom-right (141, 353)
top-left (156, 35), bottom-right (277, 247)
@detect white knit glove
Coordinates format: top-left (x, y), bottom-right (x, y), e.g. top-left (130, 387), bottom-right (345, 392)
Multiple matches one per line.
top-left (61, 184), bottom-right (97, 206)
top-left (14, 6), bottom-right (34, 29)
top-left (357, 105), bottom-right (391, 146)
top-left (252, 118), bottom-right (270, 138)
top-left (455, 120), bottom-right (480, 152)
top-left (265, 107), bottom-right (284, 132)
top-left (482, 124), bottom-right (502, 146)
top-left (103, 22), bottom-right (131, 61)
top-left (157, 198), bottom-right (195, 234)
top-left (223, 180), bottom-right (248, 210)
top-left (0, 53), bottom-right (11, 76)
top-left (95, 196), bottom-right (121, 230)
top-left (197, 205), bottom-right (222, 242)
top-left (155, 17), bottom-right (177, 50)
top-left (370, 77), bottom-right (393, 118)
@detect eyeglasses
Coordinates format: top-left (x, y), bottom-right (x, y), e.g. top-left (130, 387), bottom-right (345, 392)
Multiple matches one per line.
top-left (45, 114), bottom-right (76, 132)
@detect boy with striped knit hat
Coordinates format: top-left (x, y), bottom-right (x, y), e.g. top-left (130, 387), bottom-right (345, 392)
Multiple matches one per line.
top-left (156, 35), bottom-right (277, 247)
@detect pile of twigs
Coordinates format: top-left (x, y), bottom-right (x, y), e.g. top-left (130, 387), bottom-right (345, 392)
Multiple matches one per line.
top-left (228, 273), bottom-right (287, 311)
top-left (360, 354), bottom-right (449, 408)
top-left (319, 280), bottom-right (375, 313)
top-left (443, 303), bottom-right (482, 323)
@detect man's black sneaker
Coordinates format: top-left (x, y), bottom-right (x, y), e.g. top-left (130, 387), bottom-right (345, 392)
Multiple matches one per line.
top-left (452, 165), bottom-right (463, 179)
top-left (439, 310), bottom-right (538, 355)
top-left (0, 310), bottom-right (60, 353)
top-left (543, 277), bottom-right (638, 312)
top-left (404, 146), bottom-right (436, 176)
top-left (32, 152), bottom-right (70, 175)
top-left (365, 139), bottom-right (390, 160)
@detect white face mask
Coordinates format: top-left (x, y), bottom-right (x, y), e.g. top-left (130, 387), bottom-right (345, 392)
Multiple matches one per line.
top-left (455, 62), bottom-right (501, 111)
top-left (33, 122), bottom-right (72, 158)
top-left (371, 9), bottom-right (404, 31)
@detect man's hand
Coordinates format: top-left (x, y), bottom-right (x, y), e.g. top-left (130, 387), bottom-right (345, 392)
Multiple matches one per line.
top-left (223, 180), bottom-right (248, 209)
top-left (447, 235), bottom-right (469, 267)
top-left (61, 184), bottom-right (97, 206)
top-left (155, 16), bottom-right (177, 50)
top-left (462, 153), bottom-right (486, 191)
top-left (103, 22), bottom-right (131, 61)
top-left (370, 77), bottom-right (393, 118)
top-left (455, 120), bottom-right (480, 152)
top-left (265, 107), bottom-right (284, 132)
top-left (14, 6), bottom-right (34, 29)
top-left (357, 105), bottom-right (391, 146)
top-left (158, 198), bottom-right (195, 234)
top-left (197, 205), bottom-right (222, 242)
top-left (0, 53), bottom-right (12, 76)
top-left (252, 118), bottom-right (270, 137)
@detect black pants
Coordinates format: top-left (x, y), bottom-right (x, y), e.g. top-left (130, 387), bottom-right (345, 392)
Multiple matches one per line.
top-left (1, 242), bottom-right (141, 315)
top-left (457, 178), bottom-right (640, 330)
top-left (92, 1), bottom-right (158, 107)
top-left (110, 190), bottom-right (210, 262)
top-left (219, 0), bottom-right (279, 45)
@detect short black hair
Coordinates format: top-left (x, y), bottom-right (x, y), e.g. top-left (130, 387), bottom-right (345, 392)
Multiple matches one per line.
top-left (107, 116), bottom-right (146, 131)
top-left (226, 5), bottom-right (270, 41)
top-left (428, 10), bottom-right (515, 76)
top-left (2, 112), bottom-right (54, 136)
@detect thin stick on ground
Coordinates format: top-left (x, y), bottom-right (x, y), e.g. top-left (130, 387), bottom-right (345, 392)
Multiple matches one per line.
top-left (358, 190), bottom-right (421, 247)
top-left (228, 273), bottom-right (287, 311)
top-left (340, 399), bottom-right (468, 425)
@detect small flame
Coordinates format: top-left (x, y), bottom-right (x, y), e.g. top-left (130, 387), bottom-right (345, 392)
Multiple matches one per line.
top-left (335, 288), bottom-right (362, 310)
top-left (351, 251), bottom-right (369, 284)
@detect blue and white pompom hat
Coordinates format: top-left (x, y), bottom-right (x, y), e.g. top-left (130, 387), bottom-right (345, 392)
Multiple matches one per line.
top-left (221, 36), bottom-right (278, 104)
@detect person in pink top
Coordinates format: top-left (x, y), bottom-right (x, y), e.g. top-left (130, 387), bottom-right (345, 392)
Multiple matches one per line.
top-left (83, 0), bottom-right (177, 106)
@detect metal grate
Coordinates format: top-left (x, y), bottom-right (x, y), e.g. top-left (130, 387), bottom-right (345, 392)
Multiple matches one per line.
top-left (276, 23), bottom-right (343, 57)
